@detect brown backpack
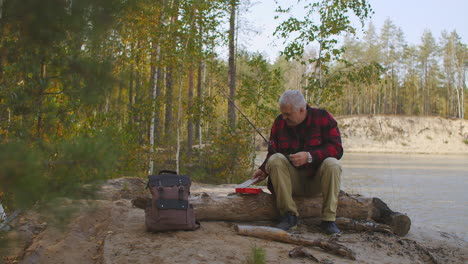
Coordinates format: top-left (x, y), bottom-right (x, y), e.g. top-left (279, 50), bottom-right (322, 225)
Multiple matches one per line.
top-left (145, 170), bottom-right (199, 231)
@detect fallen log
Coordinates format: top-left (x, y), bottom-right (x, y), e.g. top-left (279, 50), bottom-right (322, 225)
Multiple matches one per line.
top-left (319, 217), bottom-right (393, 234)
top-left (235, 225), bottom-right (356, 260)
top-left (132, 190), bottom-right (411, 236)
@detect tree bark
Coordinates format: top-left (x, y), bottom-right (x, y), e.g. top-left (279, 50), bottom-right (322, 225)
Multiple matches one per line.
top-left (187, 63), bottom-right (194, 155)
top-left (462, 66), bottom-right (466, 119)
top-left (227, 0), bottom-right (237, 129)
top-left (128, 67), bottom-right (134, 126)
top-left (132, 190), bottom-right (411, 236)
top-left (195, 60), bottom-right (203, 141)
top-left (148, 43), bottom-right (160, 175)
top-left (164, 66), bottom-right (173, 139)
top-left (0, 0), bottom-right (4, 20)
top-left (163, 0), bottom-right (180, 141)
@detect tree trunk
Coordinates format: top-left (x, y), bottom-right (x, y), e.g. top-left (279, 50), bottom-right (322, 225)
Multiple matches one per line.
top-left (227, 0), bottom-right (237, 129)
top-left (128, 68), bottom-right (134, 126)
top-left (155, 64), bottom-right (163, 141)
top-left (176, 75), bottom-right (183, 174)
top-left (163, 0), bottom-right (180, 141)
top-left (195, 8), bottom-right (203, 142)
top-left (0, 0), bottom-right (4, 19)
top-left (148, 44), bottom-right (161, 175)
top-left (195, 60), bottom-right (203, 141)
top-left (36, 60), bottom-right (47, 138)
top-left (164, 66), bottom-right (173, 140)
top-left (455, 84), bottom-right (462, 118)
top-left (199, 61), bottom-right (207, 148)
top-left (187, 63), bottom-right (194, 155)
top-left (462, 66), bottom-right (466, 119)
top-left (132, 190), bottom-right (411, 236)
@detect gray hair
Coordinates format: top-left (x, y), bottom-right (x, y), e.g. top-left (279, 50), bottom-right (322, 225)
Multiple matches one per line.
top-left (279, 90), bottom-right (307, 112)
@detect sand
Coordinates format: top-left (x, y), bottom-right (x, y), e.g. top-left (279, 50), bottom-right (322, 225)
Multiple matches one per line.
top-left (337, 115), bottom-right (468, 154)
top-left (3, 177), bottom-right (467, 264)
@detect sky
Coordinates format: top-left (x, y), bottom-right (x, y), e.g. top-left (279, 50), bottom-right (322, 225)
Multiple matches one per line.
top-left (242, 0), bottom-right (468, 62)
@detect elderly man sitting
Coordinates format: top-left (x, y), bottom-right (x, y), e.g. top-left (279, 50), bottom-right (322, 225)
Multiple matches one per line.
top-left (252, 90), bottom-right (343, 235)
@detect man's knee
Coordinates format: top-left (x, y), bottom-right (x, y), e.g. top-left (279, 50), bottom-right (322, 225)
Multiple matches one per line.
top-left (321, 157), bottom-right (342, 172)
top-left (267, 153), bottom-right (289, 169)
top-left (319, 158), bottom-right (342, 182)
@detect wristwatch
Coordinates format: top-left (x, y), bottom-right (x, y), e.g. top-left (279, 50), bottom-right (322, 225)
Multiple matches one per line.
top-left (307, 152), bottom-right (313, 163)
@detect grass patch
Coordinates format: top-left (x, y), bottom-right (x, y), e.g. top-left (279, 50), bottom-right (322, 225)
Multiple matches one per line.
top-left (245, 245), bottom-right (266, 264)
top-left (426, 135), bottom-right (433, 140)
top-left (463, 139), bottom-right (468, 145)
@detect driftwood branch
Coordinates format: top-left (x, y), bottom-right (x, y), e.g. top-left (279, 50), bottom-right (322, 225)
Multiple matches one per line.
top-left (235, 225), bottom-right (356, 260)
top-left (289, 246), bottom-right (319, 262)
top-left (132, 190), bottom-right (411, 236)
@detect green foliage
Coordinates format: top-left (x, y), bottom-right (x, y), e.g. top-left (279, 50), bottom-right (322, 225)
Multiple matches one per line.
top-left (274, 0), bottom-right (372, 63)
top-left (187, 95), bottom-right (218, 126)
top-left (273, 0), bottom-right (372, 105)
top-left (245, 245), bottom-right (266, 264)
top-left (0, 131), bottom-right (122, 211)
top-left (0, 142), bottom-right (44, 210)
top-left (186, 121), bottom-right (255, 184)
top-left (238, 51), bottom-right (284, 128)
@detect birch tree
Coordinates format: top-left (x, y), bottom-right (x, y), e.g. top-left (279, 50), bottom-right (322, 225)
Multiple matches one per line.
top-left (273, 0), bottom-right (372, 106)
top-left (227, 0), bottom-right (239, 129)
top-left (419, 30), bottom-right (438, 115)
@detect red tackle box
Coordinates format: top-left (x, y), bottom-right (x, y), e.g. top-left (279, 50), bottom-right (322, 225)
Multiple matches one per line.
top-left (235, 187), bottom-right (262, 194)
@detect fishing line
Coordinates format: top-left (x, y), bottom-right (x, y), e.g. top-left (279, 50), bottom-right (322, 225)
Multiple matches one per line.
top-left (379, 119), bottom-right (399, 212)
top-left (218, 87), bottom-right (301, 172)
top-left (384, 153), bottom-right (399, 211)
top-left (219, 88), bottom-right (270, 145)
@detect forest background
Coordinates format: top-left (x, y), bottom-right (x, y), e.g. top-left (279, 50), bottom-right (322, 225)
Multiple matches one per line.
top-left (0, 0), bottom-right (466, 215)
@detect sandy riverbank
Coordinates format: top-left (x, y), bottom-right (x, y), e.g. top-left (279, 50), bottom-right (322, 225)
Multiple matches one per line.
top-left (3, 177), bottom-right (467, 264)
top-left (337, 115), bottom-right (468, 154)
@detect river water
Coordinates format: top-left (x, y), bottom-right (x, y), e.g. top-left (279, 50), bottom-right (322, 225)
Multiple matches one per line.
top-left (256, 152), bottom-right (468, 241)
top-left (341, 153), bottom-right (468, 241)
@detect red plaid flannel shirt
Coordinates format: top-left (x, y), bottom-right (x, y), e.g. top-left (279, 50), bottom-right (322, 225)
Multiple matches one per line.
top-left (259, 106), bottom-right (343, 177)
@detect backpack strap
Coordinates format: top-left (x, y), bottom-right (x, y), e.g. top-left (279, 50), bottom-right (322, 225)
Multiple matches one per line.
top-left (156, 199), bottom-right (188, 210)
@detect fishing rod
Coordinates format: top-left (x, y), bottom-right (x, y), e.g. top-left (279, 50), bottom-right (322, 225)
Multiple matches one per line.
top-left (219, 89), bottom-right (272, 147)
top-left (219, 88), bottom-right (297, 166)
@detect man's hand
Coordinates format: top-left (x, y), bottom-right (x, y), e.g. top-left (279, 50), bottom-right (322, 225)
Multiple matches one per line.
top-left (251, 169), bottom-right (267, 184)
top-left (288, 152), bottom-right (309, 167)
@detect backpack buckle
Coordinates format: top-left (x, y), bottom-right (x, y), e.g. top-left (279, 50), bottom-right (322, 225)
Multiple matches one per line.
top-left (178, 186), bottom-right (184, 200)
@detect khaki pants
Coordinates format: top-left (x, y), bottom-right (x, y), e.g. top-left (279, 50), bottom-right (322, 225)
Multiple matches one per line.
top-left (266, 153), bottom-right (342, 221)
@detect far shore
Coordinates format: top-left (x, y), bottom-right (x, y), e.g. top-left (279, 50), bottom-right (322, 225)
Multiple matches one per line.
top-left (343, 149), bottom-right (468, 155)
top-left (337, 115), bottom-right (468, 155)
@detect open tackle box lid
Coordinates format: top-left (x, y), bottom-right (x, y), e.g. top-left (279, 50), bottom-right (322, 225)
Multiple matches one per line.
top-left (235, 179), bottom-right (261, 194)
